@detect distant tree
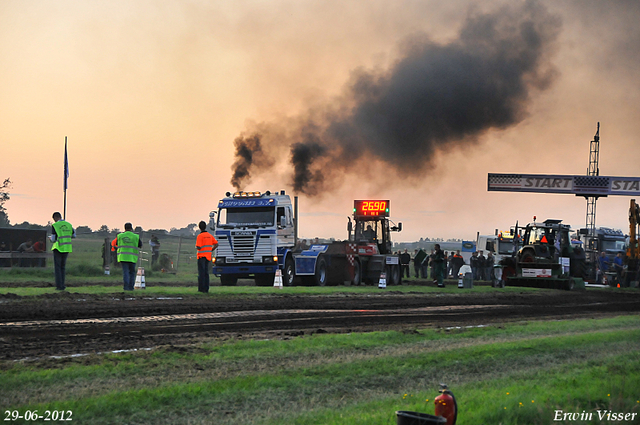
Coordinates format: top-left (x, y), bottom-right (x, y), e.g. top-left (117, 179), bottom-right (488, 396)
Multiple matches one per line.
top-left (111, 228), bottom-right (120, 235)
top-left (0, 178), bottom-right (12, 227)
top-left (148, 228), bottom-right (168, 235)
top-left (76, 225), bottom-right (93, 235)
top-left (13, 221), bottom-right (46, 230)
top-left (97, 225), bottom-right (110, 235)
top-left (169, 224), bottom-right (198, 237)
top-left (134, 226), bottom-right (143, 233)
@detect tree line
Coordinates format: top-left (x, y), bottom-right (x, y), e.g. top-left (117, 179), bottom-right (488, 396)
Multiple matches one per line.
top-left (0, 177), bottom-right (198, 237)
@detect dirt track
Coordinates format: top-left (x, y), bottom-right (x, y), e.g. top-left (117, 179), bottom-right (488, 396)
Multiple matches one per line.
top-left (1, 285), bottom-right (639, 362)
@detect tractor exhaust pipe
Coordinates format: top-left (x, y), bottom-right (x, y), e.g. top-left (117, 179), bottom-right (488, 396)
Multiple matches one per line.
top-left (294, 196), bottom-right (299, 246)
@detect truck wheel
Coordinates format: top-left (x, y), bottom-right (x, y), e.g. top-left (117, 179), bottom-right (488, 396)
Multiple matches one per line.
top-left (255, 273), bottom-right (275, 286)
top-left (284, 256), bottom-right (295, 286)
top-left (351, 260), bottom-right (361, 286)
top-left (315, 256), bottom-right (327, 286)
top-left (220, 275), bottom-right (237, 286)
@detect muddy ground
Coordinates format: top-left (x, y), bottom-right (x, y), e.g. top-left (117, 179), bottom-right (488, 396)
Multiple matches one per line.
top-left (1, 282), bottom-right (639, 361)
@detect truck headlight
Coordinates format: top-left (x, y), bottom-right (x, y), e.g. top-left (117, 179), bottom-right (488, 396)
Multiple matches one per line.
top-left (215, 257), bottom-right (224, 264)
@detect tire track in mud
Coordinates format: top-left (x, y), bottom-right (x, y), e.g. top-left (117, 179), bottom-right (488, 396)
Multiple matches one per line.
top-left (2, 297), bottom-right (638, 362)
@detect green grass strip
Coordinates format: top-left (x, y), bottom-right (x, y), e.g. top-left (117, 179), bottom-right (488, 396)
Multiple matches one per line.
top-left (4, 318), bottom-right (639, 424)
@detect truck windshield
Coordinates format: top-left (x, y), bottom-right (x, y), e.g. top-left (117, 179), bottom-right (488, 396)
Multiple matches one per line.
top-left (497, 240), bottom-right (514, 255)
top-left (601, 240), bottom-right (626, 251)
top-left (218, 207), bottom-right (275, 228)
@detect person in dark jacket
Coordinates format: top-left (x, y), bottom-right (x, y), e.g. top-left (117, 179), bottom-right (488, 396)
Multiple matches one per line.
top-left (451, 250), bottom-right (465, 278)
top-left (447, 251), bottom-right (454, 278)
top-left (412, 249), bottom-right (422, 278)
top-left (470, 251), bottom-right (479, 281)
top-left (477, 251), bottom-right (486, 280)
top-left (485, 252), bottom-right (495, 282)
top-left (433, 244), bottom-right (446, 287)
top-left (400, 249), bottom-right (411, 278)
top-left (427, 249), bottom-right (435, 281)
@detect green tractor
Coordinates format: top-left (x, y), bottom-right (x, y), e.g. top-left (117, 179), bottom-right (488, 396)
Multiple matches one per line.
top-left (500, 218), bottom-right (587, 290)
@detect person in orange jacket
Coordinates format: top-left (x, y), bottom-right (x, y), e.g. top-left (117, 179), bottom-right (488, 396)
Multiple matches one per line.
top-left (110, 237), bottom-right (118, 264)
top-left (195, 220), bottom-right (218, 293)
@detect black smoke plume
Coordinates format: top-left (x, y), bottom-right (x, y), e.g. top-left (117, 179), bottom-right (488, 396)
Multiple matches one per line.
top-left (230, 0), bottom-right (561, 195)
top-left (230, 133), bottom-right (274, 190)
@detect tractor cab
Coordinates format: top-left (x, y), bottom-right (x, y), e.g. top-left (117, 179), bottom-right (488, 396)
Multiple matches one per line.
top-left (348, 200), bottom-right (401, 255)
top-left (519, 218), bottom-right (572, 262)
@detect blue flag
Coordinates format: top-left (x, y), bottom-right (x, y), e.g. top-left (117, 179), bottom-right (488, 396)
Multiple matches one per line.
top-left (64, 138), bottom-right (69, 191)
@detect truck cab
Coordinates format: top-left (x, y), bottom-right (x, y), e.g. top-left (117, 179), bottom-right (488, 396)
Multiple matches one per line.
top-left (577, 227), bottom-right (626, 257)
top-left (212, 190), bottom-right (295, 286)
top-left (477, 231), bottom-right (516, 263)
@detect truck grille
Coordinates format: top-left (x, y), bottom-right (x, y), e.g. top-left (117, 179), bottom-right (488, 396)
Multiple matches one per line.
top-left (232, 235), bottom-right (255, 255)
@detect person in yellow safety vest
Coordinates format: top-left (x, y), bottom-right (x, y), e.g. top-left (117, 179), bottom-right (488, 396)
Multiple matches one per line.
top-left (195, 220), bottom-right (218, 293)
top-left (113, 223), bottom-right (142, 291)
top-left (49, 212), bottom-right (75, 290)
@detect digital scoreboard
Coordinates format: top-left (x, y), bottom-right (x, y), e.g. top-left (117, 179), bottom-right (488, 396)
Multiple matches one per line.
top-left (353, 200), bottom-right (390, 217)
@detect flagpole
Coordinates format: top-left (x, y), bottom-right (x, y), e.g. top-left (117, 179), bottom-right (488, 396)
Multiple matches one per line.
top-left (63, 136), bottom-right (68, 220)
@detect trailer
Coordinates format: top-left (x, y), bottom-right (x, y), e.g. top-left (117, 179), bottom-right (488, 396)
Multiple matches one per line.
top-left (0, 227), bottom-right (49, 267)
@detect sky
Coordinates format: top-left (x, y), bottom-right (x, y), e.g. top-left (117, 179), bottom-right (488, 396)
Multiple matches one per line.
top-left (1, 0), bottom-right (639, 242)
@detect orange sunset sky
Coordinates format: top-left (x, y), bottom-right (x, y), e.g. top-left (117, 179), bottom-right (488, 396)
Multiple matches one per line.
top-left (1, 0), bottom-right (639, 242)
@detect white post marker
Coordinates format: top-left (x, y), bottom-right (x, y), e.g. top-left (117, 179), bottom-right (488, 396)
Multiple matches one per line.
top-left (378, 271), bottom-right (387, 289)
top-left (135, 267), bottom-right (146, 289)
top-left (273, 269), bottom-right (283, 288)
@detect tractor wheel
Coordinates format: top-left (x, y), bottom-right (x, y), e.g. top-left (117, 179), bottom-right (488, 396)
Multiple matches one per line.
top-left (220, 275), bottom-right (238, 286)
top-left (284, 256), bottom-right (295, 286)
top-left (314, 256), bottom-right (327, 286)
top-left (389, 265), bottom-right (400, 286)
top-left (521, 249), bottom-right (536, 263)
top-left (570, 258), bottom-right (588, 279)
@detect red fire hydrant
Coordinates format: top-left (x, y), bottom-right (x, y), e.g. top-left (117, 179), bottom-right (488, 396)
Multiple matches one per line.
top-left (434, 383), bottom-right (457, 425)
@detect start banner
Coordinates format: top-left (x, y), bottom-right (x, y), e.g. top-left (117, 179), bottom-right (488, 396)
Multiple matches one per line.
top-left (488, 173), bottom-right (640, 197)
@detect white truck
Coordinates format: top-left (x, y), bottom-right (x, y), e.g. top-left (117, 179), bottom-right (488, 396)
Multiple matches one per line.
top-left (211, 190), bottom-right (296, 286)
top-left (476, 231), bottom-right (516, 263)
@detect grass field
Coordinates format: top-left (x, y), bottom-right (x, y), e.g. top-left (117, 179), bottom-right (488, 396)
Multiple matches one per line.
top-left (2, 235), bottom-right (640, 424)
top-left (0, 233), bottom-right (200, 284)
top-left (2, 314), bottom-right (639, 424)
